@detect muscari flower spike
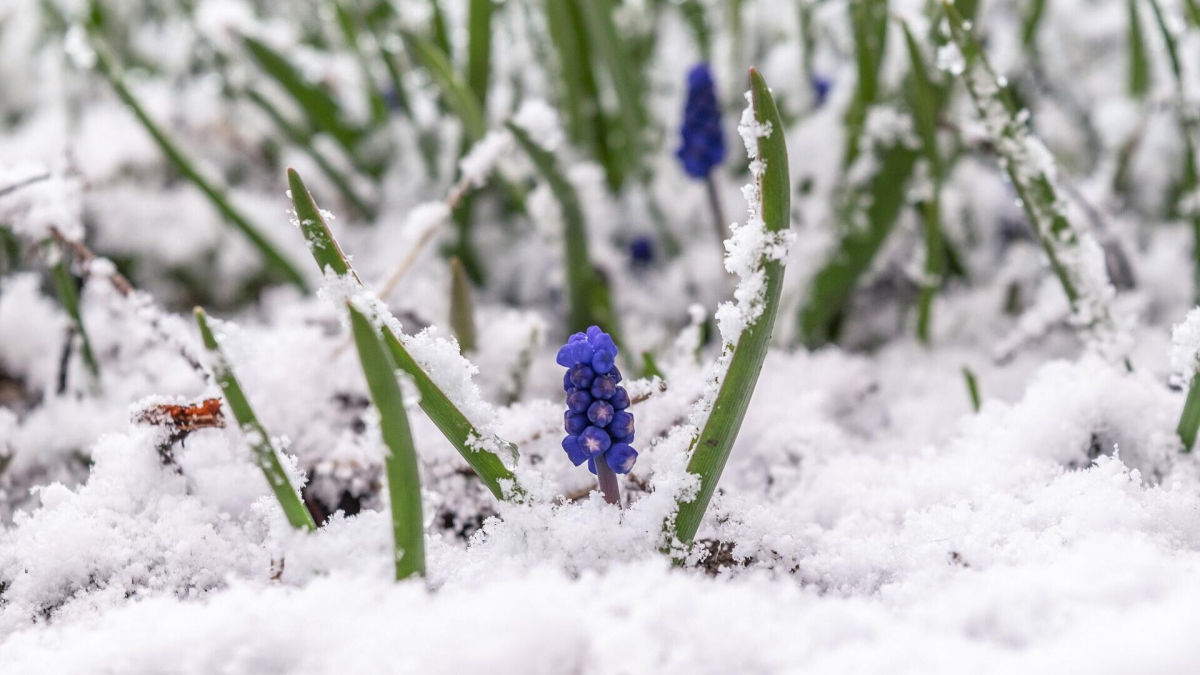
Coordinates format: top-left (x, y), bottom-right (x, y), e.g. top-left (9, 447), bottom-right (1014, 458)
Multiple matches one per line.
top-left (557, 326), bottom-right (637, 496)
top-left (676, 63), bottom-right (726, 179)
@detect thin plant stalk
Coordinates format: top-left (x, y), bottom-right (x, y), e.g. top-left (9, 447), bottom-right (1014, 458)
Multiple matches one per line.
top-left (705, 174), bottom-right (730, 245)
top-left (595, 454), bottom-right (620, 506)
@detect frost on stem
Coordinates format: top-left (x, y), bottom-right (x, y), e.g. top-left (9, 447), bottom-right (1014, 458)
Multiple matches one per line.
top-left (945, 11), bottom-right (1128, 362)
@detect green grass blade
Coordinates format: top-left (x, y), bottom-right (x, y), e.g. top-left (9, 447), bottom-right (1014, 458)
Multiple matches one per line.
top-left (449, 257), bottom-right (477, 352)
top-left (799, 144), bottom-right (920, 346)
top-left (962, 366), bottom-right (981, 412)
top-left (1022, 0), bottom-right (1049, 47)
top-left (194, 308), bottom-right (317, 531)
top-left (333, 0), bottom-right (390, 127)
top-left (90, 39), bottom-right (307, 290)
top-left (401, 29), bottom-right (487, 142)
top-left (672, 69), bottom-right (791, 547)
top-left (578, 0), bottom-right (646, 182)
top-left (466, 0), bottom-right (493, 110)
top-left (1147, 0), bottom-right (1200, 301)
top-left (348, 303), bottom-right (426, 579)
top-left (1128, 0), bottom-right (1151, 100)
top-left (51, 258), bottom-right (100, 381)
top-left (1179, 374), bottom-right (1200, 451)
top-left (901, 20), bottom-right (946, 343)
top-left (543, 0), bottom-right (616, 187)
top-left (427, 0), bottom-right (452, 57)
top-left (286, 169), bottom-right (357, 280)
top-left (506, 122), bottom-right (622, 342)
top-left (241, 35), bottom-right (365, 160)
top-left (1187, 0), bottom-right (1200, 26)
top-left (287, 169), bottom-right (518, 500)
top-left (843, 0), bottom-right (889, 169)
top-left (247, 87), bottom-right (375, 219)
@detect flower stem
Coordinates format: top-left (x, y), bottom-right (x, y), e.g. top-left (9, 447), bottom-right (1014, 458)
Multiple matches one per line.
top-left (596, 454), bottom-right (621, 506)
top-left (705, 173), bottom-right (730, 245)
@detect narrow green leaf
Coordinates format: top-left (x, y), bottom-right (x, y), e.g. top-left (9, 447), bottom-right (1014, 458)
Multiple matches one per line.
top-left (1179, 375), bottom-right (1200, 451)
top-left (287, 169), bottom-right (518, 500)
top-left (962, 366), bottom-right (981, 412)
top-left (466, 0), bottom-right (493, 110)
top-left (247, 88), bottom-right (375, 219)
top-left (427, 0), bottom-right (452, 57)
top-left (286, 168), bottom-right (356, 280)
top-left (672, 69), bottom-right (791, 547)
top-left (401, 30), bottom-right (487, 142)
top-left (333, 0), bottom-right (390, 127)
top-left (90, 39), bottom-right (307, 290)
top-left (1128, 0), bottom-right (1151, 100)
top-left (843, 0), bottom-right (889, 169)
top-left (543, 0), bottom-right (617, 187)
top-left (506, 122), bottom-right (622, 343)
top-left (1147, 0), bottom-right (1200, 301)
top-left (51, 257), bottom-right (100, 381)
top-left (578, 0), bottom-right (646, 181)
top-left (1022, 0), bottom-right (1049, 47)
top-left (799, 143), bottom-right (921, 346)
top-left (449, 257), bottom-right (477, 353)
top-left (242, 35), bottom-right (365, 159)
top-left (194, 308), bottom-right (317, 531)
top-left (348, 303), bottom-right (426, 579)
top-left (901, 20), bottom-right (946, 343)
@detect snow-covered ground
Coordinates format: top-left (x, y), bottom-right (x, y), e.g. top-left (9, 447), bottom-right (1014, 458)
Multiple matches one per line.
top-left (4, 0), bottom-right (1200, 672)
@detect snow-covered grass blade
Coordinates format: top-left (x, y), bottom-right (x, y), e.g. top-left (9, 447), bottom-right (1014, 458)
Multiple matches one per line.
top-left (942, 1), bottom-right (1126, 364)
top-left (287, 169), bottom-right (518, 500)
top-left (194, 308), bottom-right (317, 532)
top-left (348, 303), bottom-right (426, 580)
top-left (671, 69), bottom-right (791, 548)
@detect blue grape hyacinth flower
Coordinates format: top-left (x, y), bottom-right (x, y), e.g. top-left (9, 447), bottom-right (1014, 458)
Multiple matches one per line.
top-left (557, 326), bottom-right (636, 504)
top-left (676, 63), bottom-right (726, 179)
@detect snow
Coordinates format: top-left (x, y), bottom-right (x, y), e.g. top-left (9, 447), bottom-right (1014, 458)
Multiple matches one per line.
top-left (4, 0), bottom-right (1200, 672)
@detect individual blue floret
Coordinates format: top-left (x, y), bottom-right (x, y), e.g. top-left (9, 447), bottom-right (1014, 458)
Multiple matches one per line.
top-left (676, 63), bottom-right (726, 179)
top-left (812, 74), bottom-right (832, 107)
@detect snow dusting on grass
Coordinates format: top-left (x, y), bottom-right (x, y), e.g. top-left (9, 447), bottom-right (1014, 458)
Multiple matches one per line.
top-left (4, 0), bottom-right (1200, 672)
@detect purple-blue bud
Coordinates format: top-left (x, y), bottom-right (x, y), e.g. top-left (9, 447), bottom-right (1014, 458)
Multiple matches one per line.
top-left (607, 444), bottom-right (638, 474)
top-left (610, 387), bottom-right (630, 410)
top-left (610, 410), bottom-right (634, 442)
top-left (566, 389), bottom-right (592, 413)
top-left (590, 373), bottom-right (618, 400)
top-left (556, 332), bottom-right (593, 367)
top-left (579, 426), bottom-right (612, 456)
top-left (565, 412), bottom-right (588, 435)
top-left (587, 400), bottom-right (615, 427)
top-left (562, 435), bottom-right (589, 466)
top-left (568, 363), bottom-right (595, 389)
